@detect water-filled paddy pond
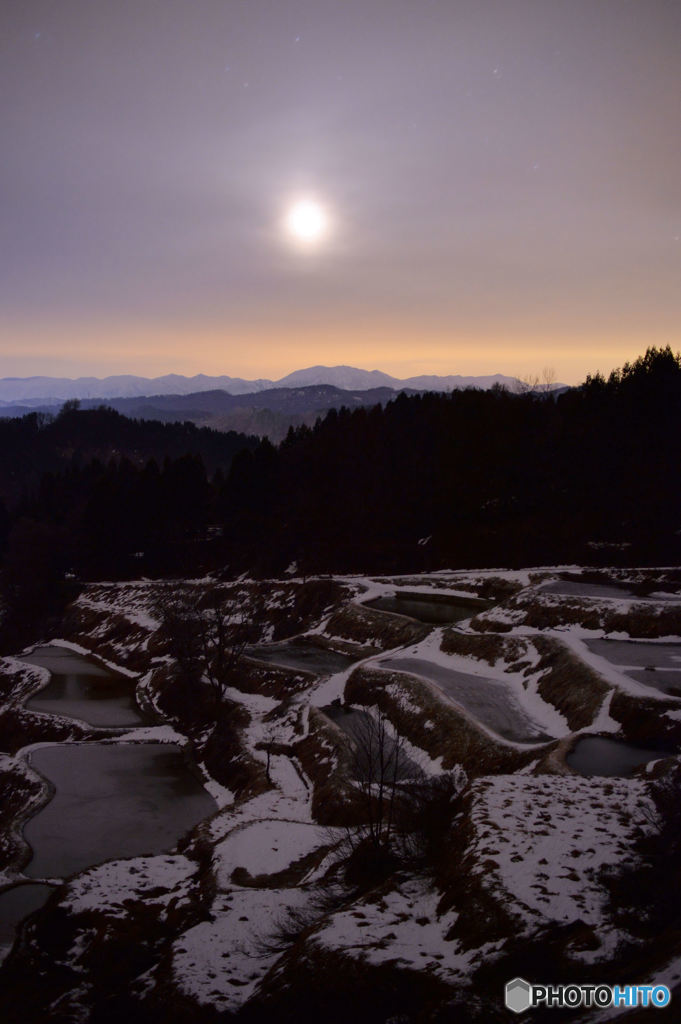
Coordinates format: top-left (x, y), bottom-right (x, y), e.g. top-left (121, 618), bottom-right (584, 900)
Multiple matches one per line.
top-left (583, 638), bottom-right (681, 696)
top-left (323, 703), bottom-right (420, 777)
top-left (22, 645), bottom-right (143, 727)
top-left (544, 580), bottom-right (681, 602)
top-left (246, 642), bottom-right (360, 675)
top-left (24, 742), bottom-right (216, 878)
top-left (567, 736), bottom-right (671, 777)
top-left (365, 593), bottom-right (486, 624)
top-left (1, 646), bottom-right (216, 962)
top-left (378, 656), bottom-right (552, 744)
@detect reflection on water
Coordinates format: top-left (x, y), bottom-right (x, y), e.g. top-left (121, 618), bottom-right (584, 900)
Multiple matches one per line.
top-left (246, 642), bottom-right (360, 676)
top-left (24, 743), bottom-right (216, 878)
top-left (365, 594), bottom-right (484, 624)
top-left (626, 670), bottom-right (681, 696)
top-left (5, 648), bottom-right (217, 957)
top-left (322, 704), bottom-right (419, 777)
top-left (22, 646), bottom-right (143, 727)
top-left (567, 736), bottom-right (670, 777)
top-left (324, 703), bottom-right (376, 737)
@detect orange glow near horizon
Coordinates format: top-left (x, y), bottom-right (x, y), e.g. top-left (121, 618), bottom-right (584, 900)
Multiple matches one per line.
top-left (3, 2), bottom-right (678, 396)
top-left (1, 317), bottom-right (675, 386)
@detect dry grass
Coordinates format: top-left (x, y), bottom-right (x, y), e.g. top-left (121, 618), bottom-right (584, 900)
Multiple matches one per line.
top-left (201, 709), bottom-right (271, 801)
top-left (532, 636), bottom-right (610, 731)
top-left (605, 605), bottom-right (681, 638)
top-left (344, 667), bottom-right (536, 777)
top-left (199, 578), bottom-right (353, 640)
top-left (324, 603), bottom-right (429, 650)
top-left (147, 664), bottom-right (270, 801)
top-left (472, 576), bottom-right (524, 601)
top-left (251, 938), bottom-right (456, 1024)
top-left (0, 707), bottom-right (91, 756)
top-left (440, 628), bottom-right (529, 667)
top-left (472, 591), bottom-right (681, 638)
top-left (0, 663), bottom-right (35, 703)
top-left (294, 708), bottom-right (364, 826)
top-left (61, 604), bottom-right (152, 671)
top-left (609, 690), bottom-right (681, 746)
top-left (435, 791), bottom-right (523, 949)
top-left (0, 760), bottom-right (46, 873)
top-left (469, 615), bottom-right (514, 633)
top-left (230, 841), bottom-right (339, 889)
top-left (235, 659), bottom-right (312, 698)
top-left (62, 578), bottom-right (355, 672)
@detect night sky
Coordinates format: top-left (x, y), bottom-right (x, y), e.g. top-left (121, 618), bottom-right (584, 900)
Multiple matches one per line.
top-left (1, 0), bottom-right (679, 383)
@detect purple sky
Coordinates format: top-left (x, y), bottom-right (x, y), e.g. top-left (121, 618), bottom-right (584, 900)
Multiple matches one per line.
top-left (1, 0), bottom-right (679, 383)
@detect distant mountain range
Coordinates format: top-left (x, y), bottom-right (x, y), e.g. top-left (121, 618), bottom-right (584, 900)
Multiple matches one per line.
top-left (0, 366), bottom-right (565, 442)
top-left (0, 385), bottom-right (424, 443)
top-left (0, 365), bottom-right (523, 406)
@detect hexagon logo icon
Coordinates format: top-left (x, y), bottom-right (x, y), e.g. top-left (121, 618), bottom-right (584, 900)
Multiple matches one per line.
top-left (505, 977), bottom-right (532, 1014)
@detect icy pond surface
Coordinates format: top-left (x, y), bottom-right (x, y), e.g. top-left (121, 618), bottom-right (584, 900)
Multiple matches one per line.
top-left (365, 593), bottom-right (484, 624)
top-left (544, 580), bottom-right (681, 602)
top-left (246, 642), bottom-right (360, 675)
top-left (2, 647), bottom-right (216, 963)
top-left (567, 736), bottom-right (668, 777)
top-left (324, 703), bottom-right (384, 743)
top-left (543, 580), bottom-right (638, 600)
top-left (22, 646), bottom-right (143, 727)
top-left (378, 656), bottom-right (552, 744)
top-left (24, 743), bottom-right (216, 878)
top-left (584, 638), bottom-right (681, 696)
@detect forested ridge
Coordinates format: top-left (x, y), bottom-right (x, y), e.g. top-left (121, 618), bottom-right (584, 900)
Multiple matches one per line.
top-left (0, 347), bottom-right (679, 644)
top-left (0, 403), bottom-right (259, 501)
top-left (0, 408), bottom-right (258, 647)
top-left (225, 346), bottom-right (681, 573)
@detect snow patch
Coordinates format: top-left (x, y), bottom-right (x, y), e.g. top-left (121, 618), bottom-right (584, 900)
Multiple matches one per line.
top-left (213, 820), bottom-right (333, 886)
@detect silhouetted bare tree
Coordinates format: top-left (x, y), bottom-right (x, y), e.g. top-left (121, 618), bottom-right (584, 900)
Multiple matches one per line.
top-left (338, 707), bottom-right (467, 884)
top-left (347, 708), bottom-right (413, 852)
top-left (156, 586), bottom-right (259, 702)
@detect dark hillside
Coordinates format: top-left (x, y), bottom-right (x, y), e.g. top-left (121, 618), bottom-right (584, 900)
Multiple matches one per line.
top-left (220, 347), bottom-right (681, 574)
top-left (0, 384), bottom-right (423, 443)
top-left (0, 408), bottom-right (258, 647)
top-left (1, 348), bottom-right (679, 600)
top-left (0, 405), bottom-right (258, 504)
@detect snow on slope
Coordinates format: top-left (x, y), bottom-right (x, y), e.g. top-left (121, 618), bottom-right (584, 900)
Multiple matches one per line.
top-left (381, 627), bottom-right (570, 741)
top-left (312, 876), bottom-right (473, 981)
top-left (213, 820), bottom-right (333, 886)
top-left (276, 365), bottom-right (525, 392)
top-left (5, 566), bottom-right (678, 1018)
top-left (170, 887), bottom-right (309, 1012)
top-left (309, 773), bottom-right (655, 985)
top-left (61, 854), bottom-right (197, 920)
top-left (468, 774), bottom-right (654, 959)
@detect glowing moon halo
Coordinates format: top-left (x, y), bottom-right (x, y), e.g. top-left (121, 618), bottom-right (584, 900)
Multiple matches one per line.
top-left (283, 198), bottom-right (330, 248)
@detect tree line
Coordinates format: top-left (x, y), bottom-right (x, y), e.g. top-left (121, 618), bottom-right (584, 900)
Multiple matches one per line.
top-left (0, 346), bottom-right (679, 646)
top-left (223, 345), bottom-right (681, 574)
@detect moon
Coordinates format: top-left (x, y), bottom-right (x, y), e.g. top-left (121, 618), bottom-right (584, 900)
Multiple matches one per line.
top-left (283, 197), bottom-right (331, 248)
